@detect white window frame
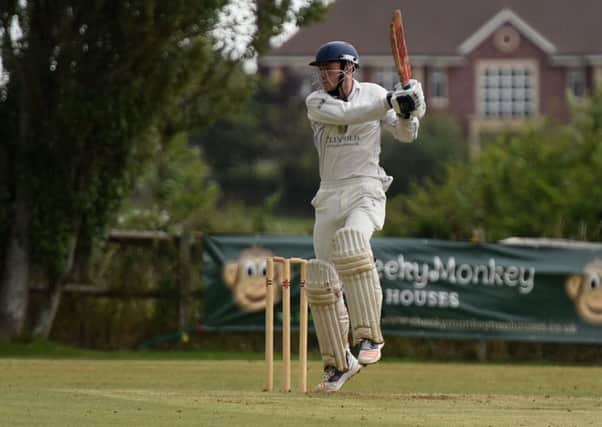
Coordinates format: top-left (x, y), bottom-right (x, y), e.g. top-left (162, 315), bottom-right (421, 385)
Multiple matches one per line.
top-left (373, 67), bottom-right (398, 91)
top-left (567, 68), bottom-right (586, 99)
top-left (476, 60), bottom-right (539, 119)
top-left (289, 67), bottom-right (317, 96)
top-left (299, 71), bottom-right (316, 96)
top-left (429, 68), bottom-right (448, 108)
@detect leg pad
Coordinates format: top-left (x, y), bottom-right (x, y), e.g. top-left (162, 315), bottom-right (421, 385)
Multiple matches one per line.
top-left (332, 228), bottom-right (384, 344)
top-left (306, 259), bottom-right (349, 371)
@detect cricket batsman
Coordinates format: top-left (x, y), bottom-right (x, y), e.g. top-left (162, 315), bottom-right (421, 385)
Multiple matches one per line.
top-left (304, 40), bottom-right (426, 392)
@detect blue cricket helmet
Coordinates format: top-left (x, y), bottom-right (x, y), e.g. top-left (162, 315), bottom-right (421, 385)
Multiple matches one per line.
top-left (309, 41), bottom-right (360, 67)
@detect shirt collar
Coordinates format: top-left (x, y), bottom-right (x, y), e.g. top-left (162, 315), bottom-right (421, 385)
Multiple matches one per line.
top-left (347, 79), bottom-right (360, 101)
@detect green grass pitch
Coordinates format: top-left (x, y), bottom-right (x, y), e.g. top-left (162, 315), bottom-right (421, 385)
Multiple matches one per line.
top-left (1, 348), bottom-right (601, 426)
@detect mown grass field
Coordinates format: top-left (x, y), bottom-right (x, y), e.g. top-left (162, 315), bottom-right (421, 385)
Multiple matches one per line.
top-left (1, 342), bottom-right (601, 426)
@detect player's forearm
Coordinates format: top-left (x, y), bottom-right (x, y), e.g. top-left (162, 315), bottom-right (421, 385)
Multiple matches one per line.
top-left (385, 115), bottom-right (419, 142)
top-left (306, 95), bottom-right (389, 125)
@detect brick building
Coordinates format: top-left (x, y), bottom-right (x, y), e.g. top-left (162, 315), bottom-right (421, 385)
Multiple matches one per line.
top-left (260, 0), bottom-right (602, 152)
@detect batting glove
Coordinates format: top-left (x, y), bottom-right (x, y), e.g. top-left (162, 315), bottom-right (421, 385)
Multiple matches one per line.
top-left (387, 79), bottom-right (426, 119)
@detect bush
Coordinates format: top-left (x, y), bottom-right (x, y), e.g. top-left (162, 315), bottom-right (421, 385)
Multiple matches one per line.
top-left (381, 113), bottom-right (467, 197)
top-left (385, 91), bottom-right (602, 241)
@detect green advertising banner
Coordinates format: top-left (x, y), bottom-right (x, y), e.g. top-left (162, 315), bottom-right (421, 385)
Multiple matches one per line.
top-left (202, 235), bottom-right (602, 343)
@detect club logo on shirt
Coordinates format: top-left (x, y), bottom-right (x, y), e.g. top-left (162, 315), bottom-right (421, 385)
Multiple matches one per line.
top-left (325, 134), bottom-right (361, 146)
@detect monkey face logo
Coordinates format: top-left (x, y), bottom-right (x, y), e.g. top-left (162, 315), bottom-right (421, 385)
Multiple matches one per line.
top-left (223, 247), bottom-right (281, 312)
top-left (566, 259), bottom-right (602, 325)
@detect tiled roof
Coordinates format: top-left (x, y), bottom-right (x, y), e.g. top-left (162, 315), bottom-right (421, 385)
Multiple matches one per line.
top-left (271, 0), bottom-right (602, 57)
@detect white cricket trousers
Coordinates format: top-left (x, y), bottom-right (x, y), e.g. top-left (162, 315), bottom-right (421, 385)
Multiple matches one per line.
top-left (311, 177), bottom-right (387, 262)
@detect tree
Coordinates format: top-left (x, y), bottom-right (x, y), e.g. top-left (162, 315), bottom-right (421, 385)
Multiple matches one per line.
top-left (0, 0), bottom-right (328, 338)
top-left (384, 90), bottom-right (602, 242)
top-left (196, 91), bottom-right (466, 216)
top-left (193, 73), bottom-right (319, 216)
top-left (380, 113), bottom-right (466, 196)
top-left (117, 132), bottom-right (221, 232)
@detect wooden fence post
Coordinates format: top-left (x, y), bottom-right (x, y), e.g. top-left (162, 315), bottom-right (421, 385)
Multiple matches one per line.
top-left (178, 230), bottom-right (192, 329)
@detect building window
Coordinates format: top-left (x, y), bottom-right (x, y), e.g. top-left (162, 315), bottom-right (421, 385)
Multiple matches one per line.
top-left (300, 75), bottom-right (314, 95)
top-left (373, 67), bottom-right (398, 90)
top-left (567, 69), bottom-right (586, 98)
top-left (478, 63), bottom-right (536, 118)
top-left (429, 68), bottom-right (448, 107)
top-left (297, 69), bottom-right (317, 95)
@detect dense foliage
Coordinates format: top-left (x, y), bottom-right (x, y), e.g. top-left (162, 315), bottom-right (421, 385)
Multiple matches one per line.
top-left (0, 0), bottom-right (328, 337)
top-left (194, 77), bottom-right (467, 216)
top-left (193, 74), bottom-right (318, 215)
top-left (381, 112), bottom-right (466, 195)
top-left (384, 91), bottom-right (602, 242)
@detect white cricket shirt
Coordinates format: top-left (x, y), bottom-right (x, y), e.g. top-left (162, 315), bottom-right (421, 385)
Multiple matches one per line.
top-left (305, 80), bottom-right (419, 190)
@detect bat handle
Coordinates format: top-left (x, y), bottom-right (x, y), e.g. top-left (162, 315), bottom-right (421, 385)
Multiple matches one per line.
top-left (399, 79), bottom-right (412, 119)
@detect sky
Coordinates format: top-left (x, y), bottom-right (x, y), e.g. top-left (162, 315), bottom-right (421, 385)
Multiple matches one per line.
top-left (0, 1), bottom-right (316, 78)
top-left (213, 0), bottom-right (313, 72)
top-left (0, 14), bottom-right (23, 84)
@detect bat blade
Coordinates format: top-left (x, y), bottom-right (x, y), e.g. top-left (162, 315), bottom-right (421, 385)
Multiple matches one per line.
top-left (390, 9), bottom-right (412, 88)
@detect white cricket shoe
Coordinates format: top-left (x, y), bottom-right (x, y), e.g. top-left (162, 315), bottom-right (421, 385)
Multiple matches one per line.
top-left (315, 351), bottom-right (362, 393)
top-left (358, 339), bottom-right (384, 365)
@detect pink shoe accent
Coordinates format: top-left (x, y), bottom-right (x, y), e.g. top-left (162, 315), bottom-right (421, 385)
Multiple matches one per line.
top-left (358, 340), bottom-right (384, 365)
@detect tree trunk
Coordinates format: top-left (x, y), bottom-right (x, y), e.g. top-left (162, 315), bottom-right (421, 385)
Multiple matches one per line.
top-left (32, 283), bottom-right (63, 339)
top-left (0, 197), bottom-right (30, 339)
top-left (0, 47), bottom-right (32, 339)
top-left (178, 230), bottom-right (192, 329)
top-left (33, 235), bottom-right (77, 338)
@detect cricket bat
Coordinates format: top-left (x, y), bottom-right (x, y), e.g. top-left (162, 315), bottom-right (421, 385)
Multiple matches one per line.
top-left (390, 9), bottom-right (412, 89)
